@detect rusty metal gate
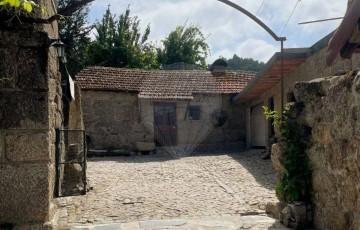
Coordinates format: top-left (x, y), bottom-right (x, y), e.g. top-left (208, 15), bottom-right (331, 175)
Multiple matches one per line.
top-left (55, 129), bottom-right (87, 197)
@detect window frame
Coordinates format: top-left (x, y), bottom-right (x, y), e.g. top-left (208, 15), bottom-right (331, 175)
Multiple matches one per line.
top-left (188, 105), bottom-right (202, 121)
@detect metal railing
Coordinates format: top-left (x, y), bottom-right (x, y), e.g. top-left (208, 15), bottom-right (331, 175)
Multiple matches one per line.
top-left (55, 129), bottom-right (87, 197)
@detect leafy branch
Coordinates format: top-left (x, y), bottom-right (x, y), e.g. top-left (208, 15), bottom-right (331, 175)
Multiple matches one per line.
top-left (263, 105), bottom-right (312, 202)
top-left (0, 0), bottom-right (43, 15)
top-left (0, 0), bottom-right (95, 23)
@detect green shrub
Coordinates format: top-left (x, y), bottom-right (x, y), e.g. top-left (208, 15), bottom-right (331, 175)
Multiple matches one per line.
top-left (263, 105), bottom-right (312, 202)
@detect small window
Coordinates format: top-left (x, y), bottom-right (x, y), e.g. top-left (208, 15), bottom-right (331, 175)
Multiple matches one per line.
top-left (188, 106), bottom-right (202, 120)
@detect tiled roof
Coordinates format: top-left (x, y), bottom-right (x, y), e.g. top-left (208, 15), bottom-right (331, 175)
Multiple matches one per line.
top-left (76, 67), bottom-right (147, 92)
top-left (76, 66), bottom-right (255, 100)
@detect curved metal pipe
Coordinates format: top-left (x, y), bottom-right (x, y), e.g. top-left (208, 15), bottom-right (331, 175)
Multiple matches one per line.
top-left (218, 0), bottom-right (286, 115)
top-left (218, 0), bottom-right (286, 42)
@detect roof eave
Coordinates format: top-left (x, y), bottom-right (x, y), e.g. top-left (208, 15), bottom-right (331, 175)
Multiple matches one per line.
top-left (231, 31), bottom-right (337, 104)
top-left (231, 49), bottom-right (309, 104)
top-left (79, 88), bottom-right (140, 94)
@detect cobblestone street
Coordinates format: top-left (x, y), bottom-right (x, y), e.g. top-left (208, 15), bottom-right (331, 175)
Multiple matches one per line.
top-left (57, 150), bottom-right (284, 229)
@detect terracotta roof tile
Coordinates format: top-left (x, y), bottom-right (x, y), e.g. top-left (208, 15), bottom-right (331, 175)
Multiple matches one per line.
top-left (76, 66), bottom-right (255, 99)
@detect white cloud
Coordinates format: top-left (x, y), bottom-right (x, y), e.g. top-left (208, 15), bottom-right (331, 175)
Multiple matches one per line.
top-left (88, 0), bottom-right (348, 64)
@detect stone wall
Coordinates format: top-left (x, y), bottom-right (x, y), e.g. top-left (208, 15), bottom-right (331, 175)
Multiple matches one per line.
top-left (174, 95), bottom-right (222, 146)
top-left (0, 2), bottom-right (62, 229)
top-left (82, 91), bottom-right (246, 152)
top-left (198, 95), bottom-right (247, 151)
top-left (294, 71), bottom-right (360, 230)
top-left (58, 84), bottom-right (85, 197)
top-left (82, 90), bottom-right (152, 150)
top-left (68, 84), bottom-right (84, 130)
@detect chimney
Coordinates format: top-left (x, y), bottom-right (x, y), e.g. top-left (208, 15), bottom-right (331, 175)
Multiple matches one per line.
top-left (209, 59), bottom-right (227, 76)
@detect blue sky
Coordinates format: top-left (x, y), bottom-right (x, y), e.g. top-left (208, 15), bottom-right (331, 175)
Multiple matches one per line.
top-left (88, 0), bottom-right (347, 64)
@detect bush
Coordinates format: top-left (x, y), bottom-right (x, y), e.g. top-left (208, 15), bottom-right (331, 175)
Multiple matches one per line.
top-left (263, 105), bottom-right (312, 202)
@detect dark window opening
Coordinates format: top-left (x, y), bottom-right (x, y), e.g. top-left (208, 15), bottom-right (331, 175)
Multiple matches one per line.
top-left (188, 106), bottom-right (202, 120)
top-left (287, 92), bottom-right (296, 102)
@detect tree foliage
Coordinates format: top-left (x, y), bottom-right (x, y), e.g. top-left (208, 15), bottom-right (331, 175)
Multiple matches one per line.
top-left (0, 0), bottom-right (44, 16)
top-left (58, 0), bottom-right (92, 76)
top-left (86, 6), bottom-right (158, 69)
top-left (222, 54), bottom-right (265, 72)
top-left (157, 24), bottom-right (210, 69)
top-left (0, 0), bottom-right (39, 12)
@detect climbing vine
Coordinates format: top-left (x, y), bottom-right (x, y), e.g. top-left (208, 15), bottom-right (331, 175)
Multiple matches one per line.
top-left (263, 105), bottom-right (312, 202)
top-left (0, 0), bottom-right (43, 14)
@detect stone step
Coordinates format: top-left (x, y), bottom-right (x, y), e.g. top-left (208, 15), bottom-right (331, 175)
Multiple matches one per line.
top-left (58, 216), bottom-right (289, 230)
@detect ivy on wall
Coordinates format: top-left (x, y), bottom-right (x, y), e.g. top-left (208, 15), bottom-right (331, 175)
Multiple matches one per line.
top-left (263, 105), bottom-right (312, 202)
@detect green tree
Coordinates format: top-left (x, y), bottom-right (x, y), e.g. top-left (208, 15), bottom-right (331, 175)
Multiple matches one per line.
top-left (86, 6), bottom-right (158, 69)
top-left (157, 24), bottom-right (210, 69)
top-left (58, 0), bottom-right (92, 76)
top-left (223, 54), bottom-right (265, 72)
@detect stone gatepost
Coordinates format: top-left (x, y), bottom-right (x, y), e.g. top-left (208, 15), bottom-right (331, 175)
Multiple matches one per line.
top-left (294, 71), bottom-right (360, 230)
top-left (0, 2), bottom-right (62, 229)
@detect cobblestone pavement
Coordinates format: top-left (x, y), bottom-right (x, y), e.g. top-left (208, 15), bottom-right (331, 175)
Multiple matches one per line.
top-left (56, 149), bottom-right (283, 229)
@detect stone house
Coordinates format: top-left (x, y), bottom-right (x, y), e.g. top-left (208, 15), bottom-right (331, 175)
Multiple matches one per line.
top-left (76, 67), bottom-right (255, 156)
top-left (231, 32), bottom-right (360, 149)
top-left (76, 33), bottom-right (360, 156)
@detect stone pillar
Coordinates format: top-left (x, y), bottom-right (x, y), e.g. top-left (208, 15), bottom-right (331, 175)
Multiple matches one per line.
top-left (294, 72), bottom-right (360, 230)
top-left (0, 2), bottom-right (62, 229)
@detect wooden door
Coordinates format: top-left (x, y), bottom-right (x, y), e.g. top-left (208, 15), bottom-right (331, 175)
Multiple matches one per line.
top-left (154, 103), bottom-right (177, 146)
